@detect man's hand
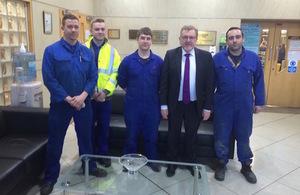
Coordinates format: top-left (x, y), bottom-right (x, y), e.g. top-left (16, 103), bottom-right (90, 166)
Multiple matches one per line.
top-left (161, 109), bottom-right (168, 119)
top-left (92, 92), bottom-right (101, 101)
top-left (202, 110), bottom-right (211, 121)
top-left (96, 91), bottom-right (106, 102)
top-left (65, 96), bottom-right (75, 105)
top-left (72, 91), bottom-right (88, 110)
top-left (254, 105), bottom-right (264, 114)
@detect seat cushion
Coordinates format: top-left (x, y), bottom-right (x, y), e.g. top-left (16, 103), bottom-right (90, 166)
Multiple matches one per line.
top-left (0, 133), bottom-right (48, 174)
top-left (0, 158), bottom-right (25, 195)
top-left (0, 109), bottom-right (9, 138)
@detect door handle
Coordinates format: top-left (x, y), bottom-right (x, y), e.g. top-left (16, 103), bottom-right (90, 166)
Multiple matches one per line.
top-left (268, 46), bottom-right (272, 60)
top-left (274, 47), bottom-right (278, 61)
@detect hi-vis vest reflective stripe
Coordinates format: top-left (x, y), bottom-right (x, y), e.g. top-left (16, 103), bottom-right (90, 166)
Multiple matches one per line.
top-left (85, 38), bottom-right (120, 95)
top-left (98, 47), bottom-right (115, 75)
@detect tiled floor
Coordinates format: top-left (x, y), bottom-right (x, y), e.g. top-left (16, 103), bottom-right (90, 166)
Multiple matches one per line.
top-left (28, 108), bottom-right (300, 195)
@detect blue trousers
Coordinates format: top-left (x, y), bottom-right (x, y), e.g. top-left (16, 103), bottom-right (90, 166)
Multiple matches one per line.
top-left (214, 105), bottom-right (253, 165)
top-left (44, 99), bottom-right (96, 183)
top-left (91, 100), bottom-right (111, 155)
top-left (123, 100), bottom-right (160, 160)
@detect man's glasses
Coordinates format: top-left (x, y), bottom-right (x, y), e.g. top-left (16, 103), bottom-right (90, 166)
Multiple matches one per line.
top-left (227, 35), bottom-right (242, 41)
top-left (181, 36), bottom-right (197, 41)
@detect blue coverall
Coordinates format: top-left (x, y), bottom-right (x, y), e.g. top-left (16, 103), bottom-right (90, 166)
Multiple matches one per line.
top-left (117, 50), bottom-right (163, 160)
top-left (42, 38), bottom-right (98, 182)
top-left (213, 47), bottom-right (265, 165)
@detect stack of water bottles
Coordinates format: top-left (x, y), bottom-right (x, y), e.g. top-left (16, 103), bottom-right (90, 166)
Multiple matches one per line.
top-left (10, 43), bottom-right (43, 107)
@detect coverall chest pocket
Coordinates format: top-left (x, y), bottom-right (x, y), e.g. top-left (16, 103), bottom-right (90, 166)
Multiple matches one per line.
top-left (80, 55), bottom-right (92, 73)
top-left (217, 64), bottom-right (231, 84)
top-left (241, 66), bottom-right (255, 84)
top-left (53, 55), bottom-right (72, 74)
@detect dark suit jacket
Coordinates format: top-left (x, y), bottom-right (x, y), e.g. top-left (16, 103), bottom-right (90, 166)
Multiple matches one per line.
top-left (159, 47), bottom-right (214, 117)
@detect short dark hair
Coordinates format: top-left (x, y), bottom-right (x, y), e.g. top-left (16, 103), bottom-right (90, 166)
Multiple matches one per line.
top-left (91, 18), bottom-right (105, 28)
top-left (62, 14), bottom-right (78, 26)
top-left (226, 27), bottom-right (244, 40)
top-left (136, 27), bottom-right (153, 38)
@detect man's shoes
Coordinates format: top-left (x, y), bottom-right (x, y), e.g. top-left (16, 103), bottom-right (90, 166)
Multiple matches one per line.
top-left (40, 181), bottom-right (55, 195)
top-left (241, 163), bottom-right (257, 184)
top-left (186, 166), bottom-right (201, 179)
top-left (98, 158), bottom-right (111, 168)
top-left (122, 166), bottom-right (128, 172)
top-left (90, 168), bottom-right (107, 177)
top-left (166, 165), bottom-right (177, 177)
top-left (214, 161), bottom-right (226, 181)
top-left (147, 163), bottom-right (161, 172)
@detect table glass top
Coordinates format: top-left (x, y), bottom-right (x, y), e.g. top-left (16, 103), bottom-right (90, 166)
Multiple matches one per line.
top-left (54, 154), bottom-right (210, 195)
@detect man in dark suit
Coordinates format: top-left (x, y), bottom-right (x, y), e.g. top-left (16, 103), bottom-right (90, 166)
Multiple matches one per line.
top-left (160, 25), bottom-right (214, 177)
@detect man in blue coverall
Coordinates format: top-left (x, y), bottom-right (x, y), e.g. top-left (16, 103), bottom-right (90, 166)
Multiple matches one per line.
top-left (117, 27), bottom-right (163, 172)
top-left (40, 14), bottom-right (107, 195)
top-left (213, 27), bottom-right (265, 184)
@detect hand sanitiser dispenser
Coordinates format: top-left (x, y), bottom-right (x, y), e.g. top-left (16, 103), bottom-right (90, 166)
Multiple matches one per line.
top-left (10, 44), bottom-right (43, 107)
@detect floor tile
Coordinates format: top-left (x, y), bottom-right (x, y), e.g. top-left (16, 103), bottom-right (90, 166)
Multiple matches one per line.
top-left (208, 179), bottom-right (237, 195)
top-left (255, 181), bottom-right (300, 195)
top-left (258, 142), bottom-right (300, 166)
top-left (253, 112), bottom-right (292, 127)
top-left (279, 134), bottom-right (300, 149)
top-left (252, 151), bottom-right (298, 180)
top-left (278, 168), bottom-right (300, 191)
top-left (252, 124), bottom-right (298, 142)
top-left (250, 134), bottom-right (275, 151)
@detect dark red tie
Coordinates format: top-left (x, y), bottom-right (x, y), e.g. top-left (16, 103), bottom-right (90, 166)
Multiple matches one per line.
top-left (183, 53), bottom-right (190, 105)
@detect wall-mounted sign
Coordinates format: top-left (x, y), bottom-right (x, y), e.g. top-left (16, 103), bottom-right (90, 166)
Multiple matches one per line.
top-left (196, 31), bottom-right (216, 46)
top-left (152, 30), bottom-right (168, 44)
top-left (129, 29), bottom-right (138, 40)
top-left (108, 29), bottom-right (120, 39)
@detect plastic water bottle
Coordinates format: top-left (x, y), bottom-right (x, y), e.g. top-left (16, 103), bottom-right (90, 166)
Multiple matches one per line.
top-left (15, 66), bottom-right (27, 105)
top-left (13, 43), bottom-right (36, 83)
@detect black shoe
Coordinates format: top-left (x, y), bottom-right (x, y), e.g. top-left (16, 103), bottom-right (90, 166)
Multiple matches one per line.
top-left (166, 165), bottom-right (177, 177)
top-left (214, 161), bottom-right (226, 181)
top-left (98, 158), bottom-right (111, 168)
top-left (90, 168), bottom-right (107, 177)
top-left (241, 163), bottom-right (257, 184)
top-left (186, 166), bottom-right (201, 179)
top-left (40, 181), bottom-right (55, 195)
top-left (147, 163), bottom-right (161, 172)
top-left (122, 166), bottom-right (128, 172)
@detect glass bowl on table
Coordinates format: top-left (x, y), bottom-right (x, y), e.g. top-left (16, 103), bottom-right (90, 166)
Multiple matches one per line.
top-left (119, 154), bottom-right (148, 175)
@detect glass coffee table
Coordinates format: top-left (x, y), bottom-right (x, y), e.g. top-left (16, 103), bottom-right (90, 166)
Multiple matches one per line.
top-left (54, 154), bottom-right (210, 195)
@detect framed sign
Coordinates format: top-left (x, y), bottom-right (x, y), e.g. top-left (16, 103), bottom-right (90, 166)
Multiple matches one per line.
top-left (152, 30), bottom-right (168, 44)
top-left (108, 29), bottom-right (120, 39)
top-left (129, 29), bottom-right (138, 40)
top-left (43, 11), bottom-right (52, 34)
top-left (196, 31), bottom-right (216, 46)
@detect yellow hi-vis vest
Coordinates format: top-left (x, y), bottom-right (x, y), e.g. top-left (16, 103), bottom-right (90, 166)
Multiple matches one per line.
top-left (86, 38), bottom-right (121, 97)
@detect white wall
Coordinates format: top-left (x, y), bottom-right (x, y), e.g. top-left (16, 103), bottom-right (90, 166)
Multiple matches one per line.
top-left (95, 0), bottom-right (300, 58)
top-left (30, 0), bottom-right (300, 107)
top-left (31, 0), bottom-right (95, 107)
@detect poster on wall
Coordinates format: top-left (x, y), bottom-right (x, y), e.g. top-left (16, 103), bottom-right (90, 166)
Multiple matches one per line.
top-left (287, 38), bottom-right (300, 74)
top-left (287, 60), bottom-right (297, 73)
top-left (241, 23), bottom-right (261, 54)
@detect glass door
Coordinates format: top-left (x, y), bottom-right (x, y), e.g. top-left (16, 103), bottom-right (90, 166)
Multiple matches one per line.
top-left (261, 22), bottom-right (300, 107)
